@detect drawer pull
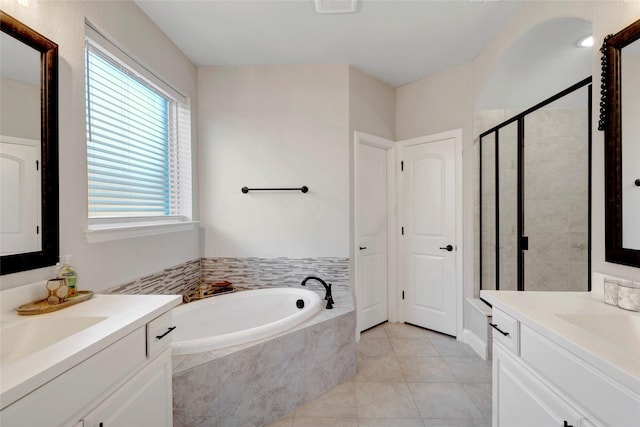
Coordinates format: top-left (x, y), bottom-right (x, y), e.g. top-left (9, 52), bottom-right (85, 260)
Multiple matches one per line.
top-left (489, 323), bottom-right (510, 337)
top-left (156, 326), bottom-right (176, 340)
top-left (563, 422), bottom-right (574, 427)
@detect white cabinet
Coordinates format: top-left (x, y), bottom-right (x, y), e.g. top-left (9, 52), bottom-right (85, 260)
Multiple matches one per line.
top-left (0, 311), bottom-right (175, 427)
top-left (82, 348), bottom-right (172, 427)
top-left (494, 343), bottom-right (582, 427)
top-left (490, 307), bottom-right (640, 427)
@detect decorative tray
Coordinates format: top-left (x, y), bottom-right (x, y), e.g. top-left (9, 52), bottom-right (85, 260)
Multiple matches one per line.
top-left (16, 291), bottom-right (95, 315)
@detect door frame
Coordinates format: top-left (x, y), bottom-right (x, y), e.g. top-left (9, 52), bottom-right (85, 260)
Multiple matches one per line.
top-left (354, 131), bottom-right (397, 338)
top-left (396, 129), bottom-right (464, 339)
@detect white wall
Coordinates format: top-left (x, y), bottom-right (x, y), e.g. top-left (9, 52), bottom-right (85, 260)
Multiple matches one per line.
top-left (348, 67), bottom-right (396, 141)
top-left (473, 0), bottom-right (640, 282)
top-left (0, 78), bottom-right (40, 140)
top-left (0, 0), bottom-right (200, 291)
top-left (198, 65), bottom-right (350, 258)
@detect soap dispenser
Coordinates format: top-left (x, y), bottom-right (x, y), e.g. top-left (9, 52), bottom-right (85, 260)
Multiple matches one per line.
top-left (57, 255), bottom-right (78, 297)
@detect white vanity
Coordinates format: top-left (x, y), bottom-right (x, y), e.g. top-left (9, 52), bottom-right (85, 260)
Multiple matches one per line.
top-left (481, 290), bottom-right (640, 427)
top-left (0, 289), bottom-right (181, 427)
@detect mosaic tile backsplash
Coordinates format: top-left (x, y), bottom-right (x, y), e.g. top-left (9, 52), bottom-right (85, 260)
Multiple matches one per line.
top-left (106, 257), bottom-right (349, 295)
top-left (105, 259), bottom-right (201, 295)
top-left (200, 257), bottom-right (349, 292)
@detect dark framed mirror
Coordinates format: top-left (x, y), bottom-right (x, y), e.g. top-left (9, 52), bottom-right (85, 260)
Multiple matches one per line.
top-left (1, 11), bottom-right (59, 275)
top-left (599, 18), bottom-right (640, 267)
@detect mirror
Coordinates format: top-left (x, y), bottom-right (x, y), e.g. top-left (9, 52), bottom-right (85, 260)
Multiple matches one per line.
top-left (600, 18), bottom-right (640, 267)
top-left (0, 11), bottom-right (59, 275)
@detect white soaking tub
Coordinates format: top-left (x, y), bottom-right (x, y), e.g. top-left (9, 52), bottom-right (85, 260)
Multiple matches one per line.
top-left (171, 287), bottom-right (322, 354)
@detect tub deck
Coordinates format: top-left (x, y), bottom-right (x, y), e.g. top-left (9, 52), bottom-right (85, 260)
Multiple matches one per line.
top-left (172, 289), bottom-right (356, 427)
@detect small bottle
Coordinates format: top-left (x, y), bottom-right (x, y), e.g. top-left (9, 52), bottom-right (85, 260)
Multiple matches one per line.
top-left (57, 255), bottom-right (78, 297)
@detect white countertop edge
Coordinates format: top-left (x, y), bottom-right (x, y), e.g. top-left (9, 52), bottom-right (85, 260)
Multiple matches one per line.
top-left (481, 290), bottom-right (640, 395)
top-left (0, 294), bottom-right (182, 409)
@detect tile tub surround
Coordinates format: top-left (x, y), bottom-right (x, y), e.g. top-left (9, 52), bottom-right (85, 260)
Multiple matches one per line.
top-left (200, 257), bottom-right (350, 292)
top-left (172, 291), bottom-right (356, 427)
top-left (105, 258), bottom-right (201, 295)
top-left (105, 257), bottom-right (349, 297)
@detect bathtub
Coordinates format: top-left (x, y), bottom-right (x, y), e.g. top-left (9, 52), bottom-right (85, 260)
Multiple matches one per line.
top-left (171, 287), bottom-right (323, 354)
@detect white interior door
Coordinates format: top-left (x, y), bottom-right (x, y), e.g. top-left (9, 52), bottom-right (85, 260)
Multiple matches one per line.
top-left (356, 133), bottom-right (393, 332)
top-left (0, 138), bottom-right (41, 256)
top-left (399, 133), bottom-right (457, 336)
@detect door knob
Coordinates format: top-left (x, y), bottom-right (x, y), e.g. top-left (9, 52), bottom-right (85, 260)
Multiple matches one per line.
top-left (359, 246), bottom-right (367, 250)
top-left (439, 245), bottom-right (453, 252)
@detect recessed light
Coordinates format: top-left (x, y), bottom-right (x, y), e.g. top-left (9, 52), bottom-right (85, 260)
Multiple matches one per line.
top-left (578, 35), bottom-right (594, 48)
top-left (314, 0), bottom-right (358, 14)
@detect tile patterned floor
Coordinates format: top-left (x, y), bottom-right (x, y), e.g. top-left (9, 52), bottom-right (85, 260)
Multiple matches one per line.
top-left (268, 322), bottom-right (492, 427)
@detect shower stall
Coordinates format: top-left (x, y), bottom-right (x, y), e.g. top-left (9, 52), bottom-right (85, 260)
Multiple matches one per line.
top-left (479, 78), bottom-right (592, 293)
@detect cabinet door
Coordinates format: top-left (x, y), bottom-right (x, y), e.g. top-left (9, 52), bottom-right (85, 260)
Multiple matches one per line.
top-left (83, 349), bottom-right (173, 427)
top-left (493, 344), bottom-right (581, 427)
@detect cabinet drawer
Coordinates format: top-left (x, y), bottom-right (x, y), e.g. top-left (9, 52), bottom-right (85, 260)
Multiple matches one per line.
top-left (520, 325), bottom-right (640, 427)
top-left (491, 308), bottom-right (519, 354)
top-left (83, 348), bottom-right (173, 427)
top-left (493, 344), bottom-right (581, 427)
top-left (0, 327), bottom-right (146, 427)
top-left (147, 311), bottom-right (175, 358)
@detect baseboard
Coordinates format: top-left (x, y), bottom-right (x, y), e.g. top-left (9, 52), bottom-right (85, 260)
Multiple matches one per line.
top-left (463, 328), bottom-right (488, 361)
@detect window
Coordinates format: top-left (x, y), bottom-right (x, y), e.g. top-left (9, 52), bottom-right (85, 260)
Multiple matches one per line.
top-left (85, 25), bottom-right (191, 233)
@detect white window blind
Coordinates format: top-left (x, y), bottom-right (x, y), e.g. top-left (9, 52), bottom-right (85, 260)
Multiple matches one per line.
top-left (85, 25), bottom-right (191, 226)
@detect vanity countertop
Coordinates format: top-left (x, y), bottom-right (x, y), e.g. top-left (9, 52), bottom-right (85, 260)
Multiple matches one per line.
top-left (0, 293), bottom-right (181, 409)
top-left (480, 290), bottom-right (640, 394)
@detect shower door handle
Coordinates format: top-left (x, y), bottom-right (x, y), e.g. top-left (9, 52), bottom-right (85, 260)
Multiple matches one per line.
top-left (439, 245), bottom-right (453, 252)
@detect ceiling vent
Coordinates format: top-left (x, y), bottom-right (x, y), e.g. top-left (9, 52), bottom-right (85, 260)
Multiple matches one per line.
top-left (314, 0), bottom-right (358, 14)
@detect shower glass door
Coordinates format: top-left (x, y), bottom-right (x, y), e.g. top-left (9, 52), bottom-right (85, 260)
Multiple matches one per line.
top-left (498, 122), bottom-right (518, 291)
top-left (523, 86), bottom-right (591, 291)
top-left (479, 79), bottom-right (591, 293)
top-left (480, 132), bottom-right (496, 291)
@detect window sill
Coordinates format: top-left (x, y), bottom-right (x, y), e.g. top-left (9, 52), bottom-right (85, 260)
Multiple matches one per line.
top-left (84, 220), bottom-right (199, 244)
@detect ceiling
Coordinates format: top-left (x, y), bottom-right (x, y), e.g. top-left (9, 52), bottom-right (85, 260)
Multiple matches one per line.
top-left (134, 0), bottom-right (524, 87)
